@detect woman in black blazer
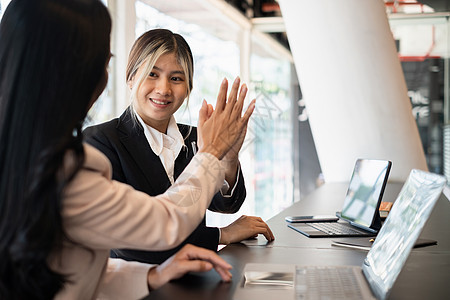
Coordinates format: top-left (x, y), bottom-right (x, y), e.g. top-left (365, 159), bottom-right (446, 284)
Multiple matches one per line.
top-left (84, 29), bottom-right (274, 264)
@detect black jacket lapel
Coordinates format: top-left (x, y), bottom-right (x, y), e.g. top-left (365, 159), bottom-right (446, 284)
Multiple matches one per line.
top-left (116, 110), bottom-right (171, 196)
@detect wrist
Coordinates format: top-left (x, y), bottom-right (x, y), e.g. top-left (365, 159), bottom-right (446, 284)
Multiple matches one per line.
top-left (198, 145), bottom-right (223, 160)
top-left (219, 227), bottom-right (230, 245)
top-left (222, 160), bottom-right (239, 172)
top-left (147, 266), bottom-right (164, 291)
top-left (222, 158), bottom-right (239, 165)
top-left (222, 150), bottom-right (239, 162)
top-left (223, 161), bottom-right (239, 187)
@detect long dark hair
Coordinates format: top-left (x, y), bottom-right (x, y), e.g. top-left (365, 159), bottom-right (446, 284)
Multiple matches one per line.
top-left (0, 0), bottom-right (111, 298)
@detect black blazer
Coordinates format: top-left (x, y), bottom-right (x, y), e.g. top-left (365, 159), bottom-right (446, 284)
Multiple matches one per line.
top-left (83, 108), bottom-right (246, 264)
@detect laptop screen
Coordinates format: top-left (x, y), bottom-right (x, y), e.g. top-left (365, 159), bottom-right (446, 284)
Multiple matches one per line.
top-left (362, 169), bottom-right (447, 300)
top-left (340, 159), bottom-right (392, 228)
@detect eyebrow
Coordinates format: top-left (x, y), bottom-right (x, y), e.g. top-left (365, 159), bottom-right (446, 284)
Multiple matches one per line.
top-left (152, 65), bottom-right (185, 76)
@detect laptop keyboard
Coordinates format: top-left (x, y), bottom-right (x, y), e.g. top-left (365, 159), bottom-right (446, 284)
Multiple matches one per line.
top-left (295, 266), bottom-right (364, 299)
top-left (308, 222), bottom-right (368, 235)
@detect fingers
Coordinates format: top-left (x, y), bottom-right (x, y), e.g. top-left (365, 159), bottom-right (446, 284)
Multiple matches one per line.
top-left (233, 83), bottom-right (247, 117)
top-left (179, 260), bottom-right (213, 273)
top-left (214, 266), bottom-right (233, 282)
top-left (247, 216), bottom-right (275, 242)
top-left (183, 245), bottom-right (231, 270)
top-left (221, 215), bottom-right (275, 244)
top-left (261, 222), bottom-right (275, 242)
top-left (227, 77), bottom-right (240, 104)
top-left (179, 260), bottom-right (232, 282)
top-left (222, 78), bottom-right (253, 136)
top-left (215, 78), bottom-right (228, 113)
top-left (180, 244), bottom-right (232, 281)
top-left (243, 216), bottom-right (274, 241)
top-left (223, 77), bottom-right (241, 115)
top-left (218, 76), bottom-right (247, 121)
top-left (197, 76), bottom-right (253, 159)
top-left (155, 244), bottom-right (233, 286)
top-left (240, 99), bottom-right (256, 127)
top-left (207, 103), bottom-right (214, 118)
top-left (198, 99), bottom-right (208, 128)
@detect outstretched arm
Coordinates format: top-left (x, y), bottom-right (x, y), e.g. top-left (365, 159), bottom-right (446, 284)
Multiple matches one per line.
top-left (66, 77), bottom-right (256, 251)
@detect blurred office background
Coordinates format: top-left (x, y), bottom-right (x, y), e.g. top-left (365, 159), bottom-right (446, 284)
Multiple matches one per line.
top-left (1, 0), bottom-right (448, 227)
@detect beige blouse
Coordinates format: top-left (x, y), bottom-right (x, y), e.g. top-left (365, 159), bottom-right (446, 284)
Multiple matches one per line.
top-left (50, 144), bottom-right (224, 300)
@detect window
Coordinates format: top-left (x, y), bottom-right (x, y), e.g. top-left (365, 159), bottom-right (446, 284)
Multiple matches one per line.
top-left (247, 51), bottom-right (293, 219)
top-left (389, 14), bottom-right (450, 180)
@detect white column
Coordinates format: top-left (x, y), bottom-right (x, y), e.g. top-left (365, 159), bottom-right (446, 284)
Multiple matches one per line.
top-left (240, 28), bottom-right (251, 84)
top-left (278, 0), bottom-right (428, 182)
top-left (108, 0), bottom-right (136, 116)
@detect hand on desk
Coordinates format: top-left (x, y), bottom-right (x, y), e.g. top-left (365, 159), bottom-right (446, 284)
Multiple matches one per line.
top-left (219, 215), bottom-right (275, 245)
top-left (147, 244), bottom-right (232, 291)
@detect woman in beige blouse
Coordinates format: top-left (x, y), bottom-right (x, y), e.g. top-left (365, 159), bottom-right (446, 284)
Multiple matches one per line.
top-left (0, 0), bottom-right (254, 299)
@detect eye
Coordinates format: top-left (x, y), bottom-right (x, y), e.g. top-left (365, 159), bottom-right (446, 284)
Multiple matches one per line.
top-left (171, 76), bottom-right (184, 82)
top-left (148, 72), bottom-right (157, 78)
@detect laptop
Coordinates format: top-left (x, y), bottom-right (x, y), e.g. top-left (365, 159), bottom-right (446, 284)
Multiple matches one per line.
top-left (288, 159), bottom-right (392, 237)
top-left (234, 169), bottom-right (447, 300)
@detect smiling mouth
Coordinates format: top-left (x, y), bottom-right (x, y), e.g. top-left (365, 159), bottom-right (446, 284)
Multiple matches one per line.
top-left (150, 98), bottom-right (170, 105)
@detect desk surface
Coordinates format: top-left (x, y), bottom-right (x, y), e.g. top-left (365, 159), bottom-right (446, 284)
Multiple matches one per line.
top-left (144, 182), bottom-right (450, 300)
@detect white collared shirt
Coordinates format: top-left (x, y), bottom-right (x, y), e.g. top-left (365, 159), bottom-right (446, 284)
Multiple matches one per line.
top-left (134, 112), bottom-right (184, 184)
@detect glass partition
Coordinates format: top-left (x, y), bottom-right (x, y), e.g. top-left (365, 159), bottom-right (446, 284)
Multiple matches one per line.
top-left (389, 13), bottom-right (450, 180)
top-left (247, 51), bottom-right (293, 219)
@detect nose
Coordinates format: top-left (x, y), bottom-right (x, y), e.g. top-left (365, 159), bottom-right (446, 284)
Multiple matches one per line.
top-left (155, 77), bottom-right (171, 96)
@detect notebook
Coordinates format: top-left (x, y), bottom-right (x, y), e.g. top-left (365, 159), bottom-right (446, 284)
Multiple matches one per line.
top-left (288, 158), bottom-right (392, 237)
top-left (234, 169), bottom-right (447, 300)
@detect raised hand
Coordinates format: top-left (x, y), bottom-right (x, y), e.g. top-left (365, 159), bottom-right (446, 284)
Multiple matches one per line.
top-left (197, 77), bottom-right (255, 160)
top-left (222, 77), bottom-right (251, 161)
top-left (147, 244), bottom-right (232, 291)
top-left (219, 215), bottom-right (275, 245)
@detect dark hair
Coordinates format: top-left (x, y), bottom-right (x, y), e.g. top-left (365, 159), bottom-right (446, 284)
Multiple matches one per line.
top-left (0, 0), bottom-right (111, 298)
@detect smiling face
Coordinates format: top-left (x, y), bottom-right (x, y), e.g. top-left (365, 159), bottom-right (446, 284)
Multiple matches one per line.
top-left (131, 53), bottom-right (188, 133)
